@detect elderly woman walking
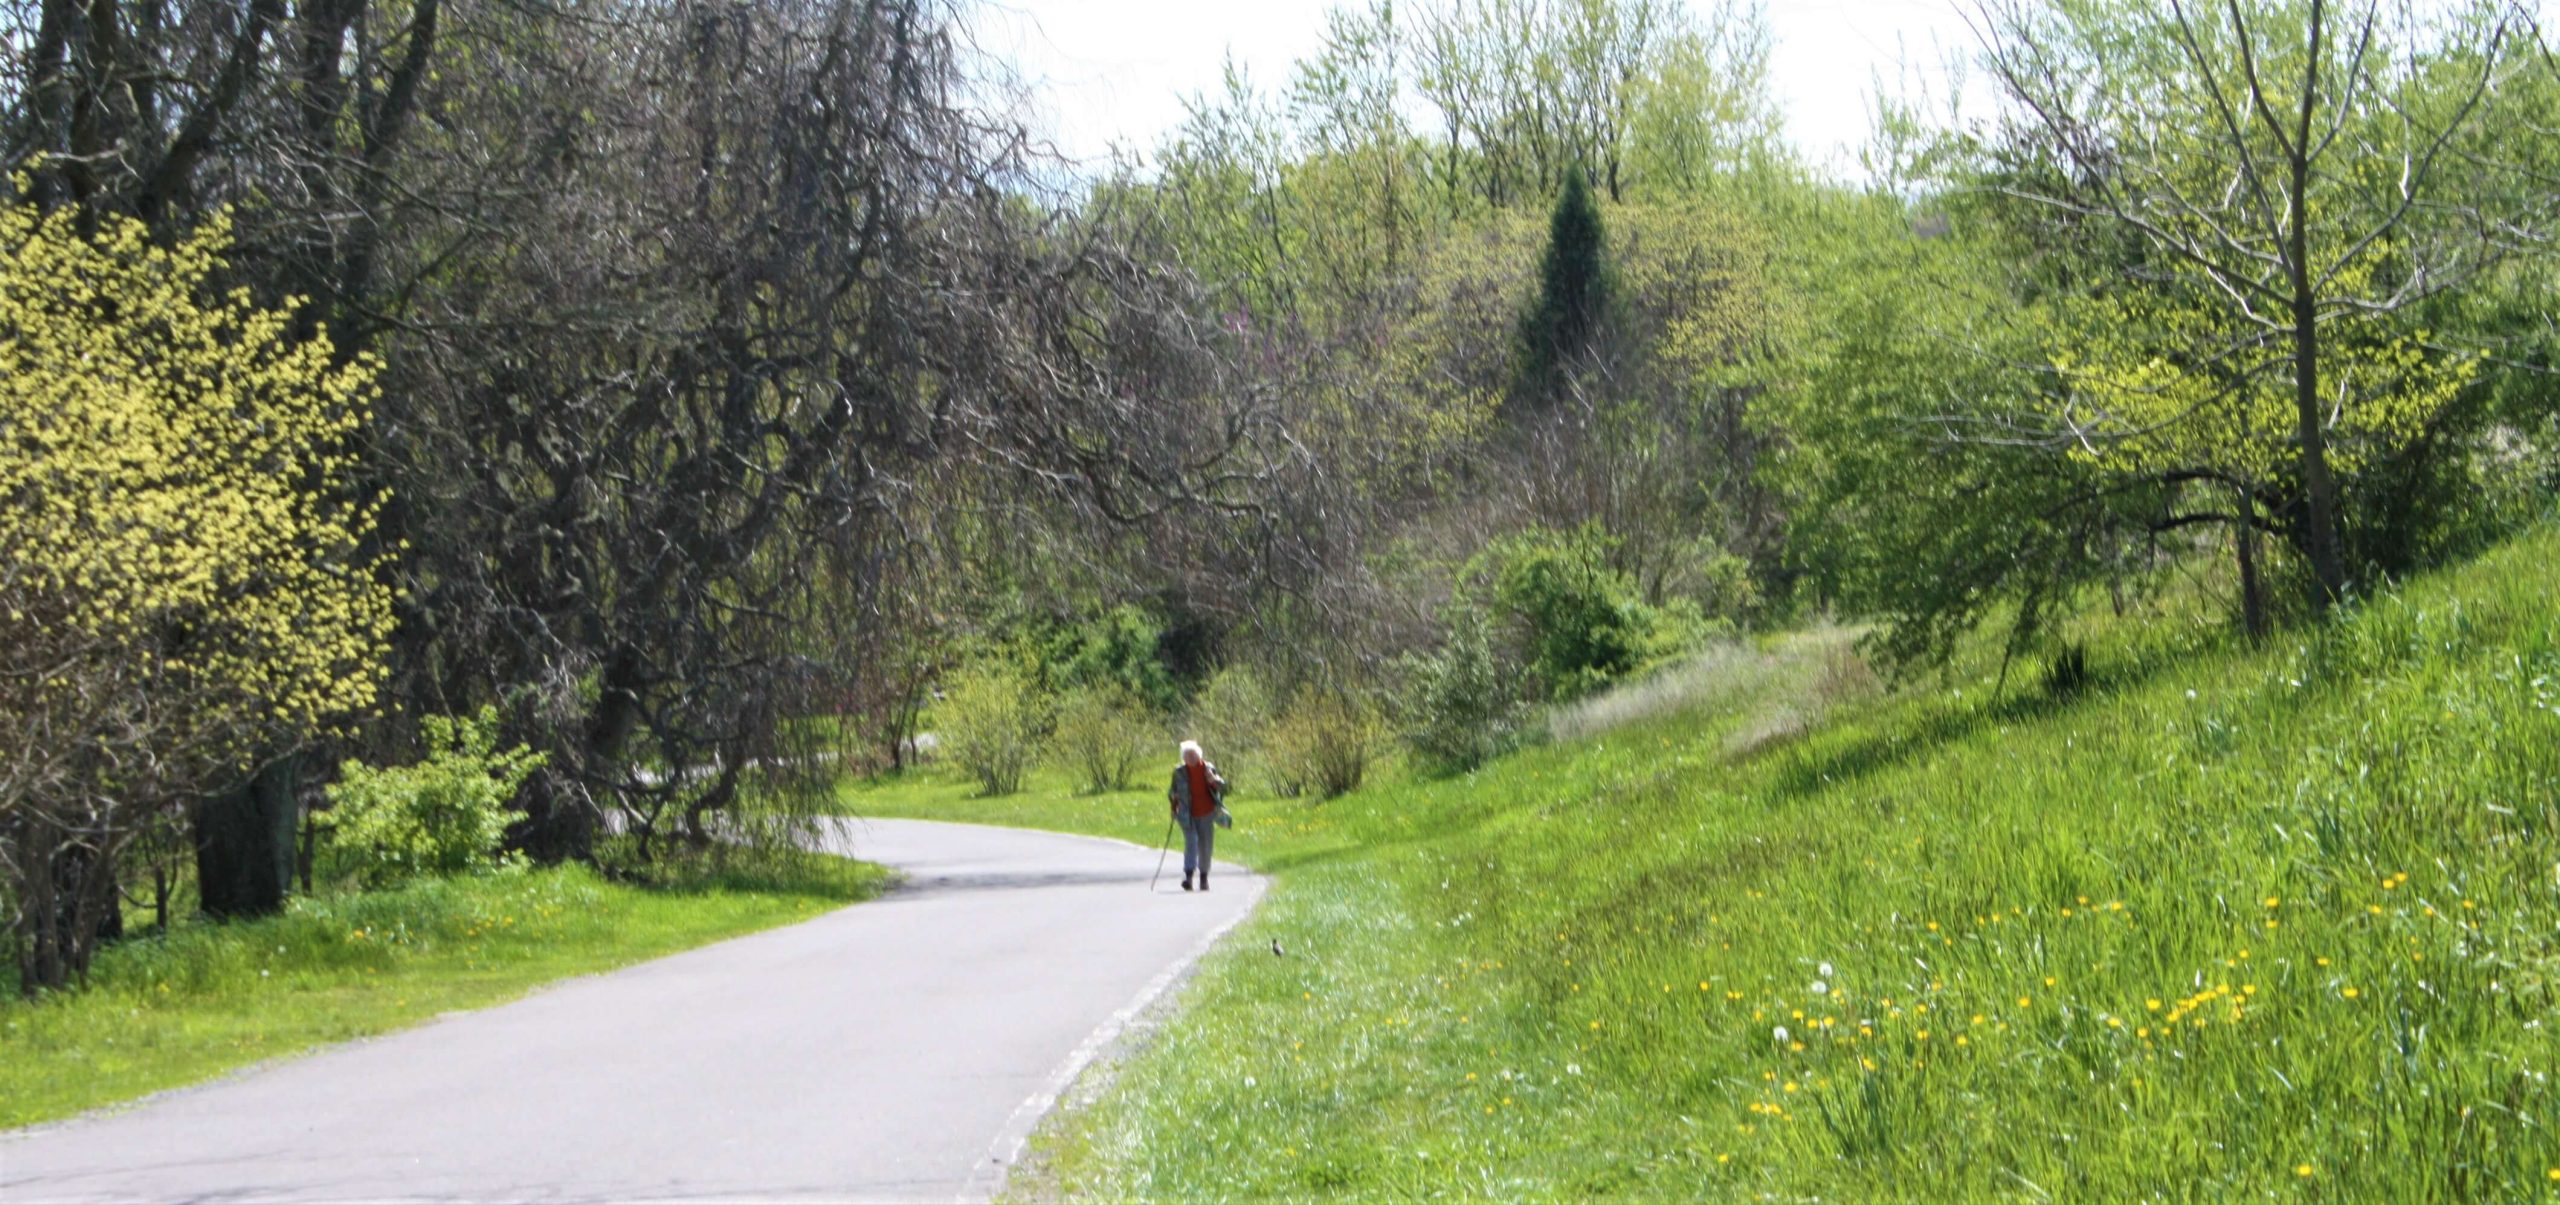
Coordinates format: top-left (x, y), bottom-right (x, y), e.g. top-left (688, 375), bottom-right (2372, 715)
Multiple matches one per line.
top-left (1168, 739), bottom-right (1228, 891)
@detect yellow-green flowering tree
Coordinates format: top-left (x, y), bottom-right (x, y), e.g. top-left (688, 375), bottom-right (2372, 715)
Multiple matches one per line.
top-left (0, 199), bottom-right (391, 993)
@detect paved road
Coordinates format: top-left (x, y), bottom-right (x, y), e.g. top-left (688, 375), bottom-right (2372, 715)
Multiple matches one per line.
top-left (0, 819), bottom-right (1261, 1203)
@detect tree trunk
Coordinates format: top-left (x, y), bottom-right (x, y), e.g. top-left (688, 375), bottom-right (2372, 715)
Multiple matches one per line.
top-left (2236, 484), bottom-right (2270, 644)
top-left (12, 817), bottom-right (64, 995)
top-left (2288, 290), bottom-right (2348, 609)
top-left (2286, 0), bottom-right (2350, 612)
top-left (297, 805), bottom-right (316, 894)
top-left (195, 757), bottom-right (300, 919)
top-left (11, 815), bottom-right (121, 995)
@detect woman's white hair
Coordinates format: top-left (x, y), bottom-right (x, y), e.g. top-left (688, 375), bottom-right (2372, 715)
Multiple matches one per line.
top-left (1178, 739), bottom-right (1204, 760)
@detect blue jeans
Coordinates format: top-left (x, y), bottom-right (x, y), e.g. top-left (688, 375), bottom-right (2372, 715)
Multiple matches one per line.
top-left (1178, 812), bottom-right (1217, 877)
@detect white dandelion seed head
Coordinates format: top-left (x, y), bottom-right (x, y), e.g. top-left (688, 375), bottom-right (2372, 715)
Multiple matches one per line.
top-left (1819, 962), bottom-right (1835, 978)
top-left (1773, 1025), bottom-right (1790, 1045)
top-left (1810, 980), bottom-right (1829, 996)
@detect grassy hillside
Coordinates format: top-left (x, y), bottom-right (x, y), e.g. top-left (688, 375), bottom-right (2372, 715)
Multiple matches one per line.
top-left (878, 527), bottom-right (2560, 1200)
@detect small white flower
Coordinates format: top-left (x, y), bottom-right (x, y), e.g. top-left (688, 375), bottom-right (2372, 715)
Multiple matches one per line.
top-left (1819, 962), bottom-right (1835, 978)
top-left (1773, 1025), bottom-right (1790, 1045)
top-left (1244, 1076), bottom-right (1257, 1087)
top-left (1566, 1063), bottom-right (1583, 1076)
top-left (2186, 689), bottom-right (2198, 699)
top-left (1810, 980), bottom-right (1829, 996)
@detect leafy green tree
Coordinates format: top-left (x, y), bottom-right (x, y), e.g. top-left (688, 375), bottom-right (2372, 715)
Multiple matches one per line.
top-left (1973, 0), bottom-right (2527, 610)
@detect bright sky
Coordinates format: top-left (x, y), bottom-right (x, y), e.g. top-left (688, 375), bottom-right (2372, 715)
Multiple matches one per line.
top-left (965, 0), bottom-right (1989, 177)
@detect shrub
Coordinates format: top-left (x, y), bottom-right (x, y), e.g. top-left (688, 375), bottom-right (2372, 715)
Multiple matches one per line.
top-left (319, 708), bottom-right (545, 889)
top-left (1397, 604), bottom-right (1529, 775)
top-left (1051, 686), bottom-right (1160, 795)
top-left (1267, 686), bottom-right (1382, 800)
top-left (1480, 523), bottom-right (1699, 700)
top-left (936, 659), bottom-right (1053, 797)
top-left (1053, 603), bottom-right (1178, 713)
top-left (1184, 666), bottom-right (1276, 794)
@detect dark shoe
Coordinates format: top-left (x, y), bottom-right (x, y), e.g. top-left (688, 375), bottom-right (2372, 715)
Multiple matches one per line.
top-left (1198, 873), bottom-right (1210, 891)
top-left (1180, 874), bottom-right (1193, 891)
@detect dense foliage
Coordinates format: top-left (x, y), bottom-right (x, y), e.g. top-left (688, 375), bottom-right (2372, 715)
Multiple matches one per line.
top-left (318, 709), bottom-right (546, 889)
top-left (0, 202), bottom-right (389, 989)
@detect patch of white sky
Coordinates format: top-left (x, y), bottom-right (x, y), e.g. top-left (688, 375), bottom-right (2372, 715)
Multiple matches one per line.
top-left (963, 0), bottom-right (1999, 180)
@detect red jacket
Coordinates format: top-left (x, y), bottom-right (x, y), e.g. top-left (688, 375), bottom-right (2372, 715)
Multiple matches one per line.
top-left (1175, 761), bottom-right (1222, 818)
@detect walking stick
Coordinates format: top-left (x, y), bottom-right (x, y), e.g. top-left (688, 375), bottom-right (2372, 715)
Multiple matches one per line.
top-left (1149, 812), bottom-right (1176, 893)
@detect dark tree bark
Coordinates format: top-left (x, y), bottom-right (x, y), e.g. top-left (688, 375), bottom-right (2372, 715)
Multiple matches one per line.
top-left (195, 759), bottom-right (299, 919)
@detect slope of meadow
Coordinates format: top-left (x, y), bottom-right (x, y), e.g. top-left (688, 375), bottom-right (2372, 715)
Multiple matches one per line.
top-left (954, 527), bottom-right (2560, 1200)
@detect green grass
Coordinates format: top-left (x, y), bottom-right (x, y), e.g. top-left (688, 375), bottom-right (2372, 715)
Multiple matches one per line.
top-left (974, 529), bottom-right (2560, 1199)
top-left (0, 848), bottom-right (888, 1130)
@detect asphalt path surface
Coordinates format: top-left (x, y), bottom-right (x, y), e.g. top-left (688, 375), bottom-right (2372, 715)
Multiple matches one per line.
top-left (0, 818), bottom-right (1262, 1203)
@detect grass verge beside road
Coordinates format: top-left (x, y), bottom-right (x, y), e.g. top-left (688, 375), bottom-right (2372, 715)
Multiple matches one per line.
top-left (0, 849), bottom-right (888, 1130)
top-left (931, 529), bottom-right (2560, 1199)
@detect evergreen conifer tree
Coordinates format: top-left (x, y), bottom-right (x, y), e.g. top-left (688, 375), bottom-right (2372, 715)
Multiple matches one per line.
top-left (1517, 169), bottom-right (1617, 405)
